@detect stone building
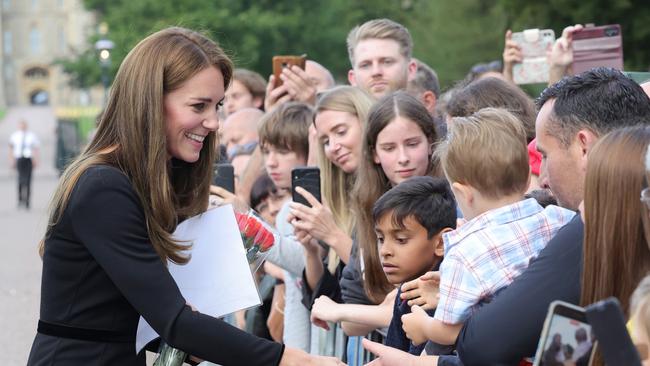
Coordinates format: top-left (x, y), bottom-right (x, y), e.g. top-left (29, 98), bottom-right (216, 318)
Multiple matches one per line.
top-left (0, 0), bottom-right (98, 107)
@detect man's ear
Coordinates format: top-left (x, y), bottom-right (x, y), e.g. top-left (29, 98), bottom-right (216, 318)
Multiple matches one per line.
top-left (407, 59), bottom-right (417, 81)
top-left (421, 91), bottom-right (437, 115)
top-left (576, 129), bottom-right (599, 172)
top-left (577, 129), bottom-right (599, 156)
top-left (433, 228), bottom-right (452, 257)
top-left (348, 69), bottom-right (357, 86)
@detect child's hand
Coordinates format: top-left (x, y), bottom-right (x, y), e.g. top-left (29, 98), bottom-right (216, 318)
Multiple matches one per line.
top-left (402, 305), bottom-right (433, 346)
top-left (310, 295), bottom-right (339, 330)
top-left (400, 271), bottom-right (440, 310)
top-left (401, 305), bottom-right (432, 345)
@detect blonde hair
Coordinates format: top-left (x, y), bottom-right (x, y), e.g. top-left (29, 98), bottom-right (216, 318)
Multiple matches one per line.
top-left (315, 86), bottom-right (373, 272)
top-left (41, 27), bottom-right (233, 264)
top-left (436, 107), bottom-right (529, 198)
top-left (346, 18), bottom-right (412, 66)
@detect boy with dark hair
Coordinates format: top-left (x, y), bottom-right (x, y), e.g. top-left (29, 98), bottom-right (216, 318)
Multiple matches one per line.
top-left (373, 176), bottom-right (456, 355)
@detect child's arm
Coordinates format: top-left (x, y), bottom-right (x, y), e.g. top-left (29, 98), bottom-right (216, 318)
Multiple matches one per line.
top-left (401, 305), bottom-right (463, 346)
top-left (310, 290), bottom-right (396, 335)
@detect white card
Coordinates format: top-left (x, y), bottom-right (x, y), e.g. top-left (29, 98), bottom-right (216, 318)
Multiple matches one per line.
top-left (135, 204), bottom-right (261, 353)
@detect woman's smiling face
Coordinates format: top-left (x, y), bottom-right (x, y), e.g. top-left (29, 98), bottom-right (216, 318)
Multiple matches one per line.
top-left (164, 66), bottom-right (225, 163)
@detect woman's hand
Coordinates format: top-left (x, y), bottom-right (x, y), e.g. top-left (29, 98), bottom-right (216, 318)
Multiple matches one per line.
top-left (502, 29), bottom-right (522, 83)
top-left (400, 271), bottom-right (440, 310)
top-left (310, 295), bottom-right (340, 330)
top-left (294, 228), bottom-right (324, 255)
top-left (548, 24), bottom-right (584, 84)
top-left (362, 338), bottom-right (421, 366)
top-left (264, 76), bottom-right (293, 112)
top-left (279, 347), bottom-right (346, 366)
top-left (209, 185), bottom-right (249, 212)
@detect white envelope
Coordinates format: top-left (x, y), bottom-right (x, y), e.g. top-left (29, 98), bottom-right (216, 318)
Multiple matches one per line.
top-left (135, 204), bottom-right (261, 354)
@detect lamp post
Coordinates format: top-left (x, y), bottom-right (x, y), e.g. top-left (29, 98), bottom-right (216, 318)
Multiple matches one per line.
top-left (94, 30), bottom-right (114, 106)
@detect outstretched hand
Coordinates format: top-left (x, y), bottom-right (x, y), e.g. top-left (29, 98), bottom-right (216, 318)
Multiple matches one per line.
top-left (310, 295), bottom-right (340, 330)
top-left (400, 271), bottom-right (440, 310)
top-left (361, 338), bottom-right (419, 366)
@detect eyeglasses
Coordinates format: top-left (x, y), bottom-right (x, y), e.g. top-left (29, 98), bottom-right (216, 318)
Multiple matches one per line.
top-left (641, 187), bottom-right (650, 209)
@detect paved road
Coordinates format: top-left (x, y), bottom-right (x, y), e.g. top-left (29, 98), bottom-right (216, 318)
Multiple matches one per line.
top-left (0, 107), bottom-right (59, 365)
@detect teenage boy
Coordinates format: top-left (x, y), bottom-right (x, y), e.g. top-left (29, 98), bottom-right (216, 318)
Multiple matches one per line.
top-left (374, 176), bottom-right (456, 355)
top-left (257, 102), bottom-right (316, 352)
top-left (346, 18), bottom-right (417, 99)
top-left (401, 108), bottom-right (575, 346)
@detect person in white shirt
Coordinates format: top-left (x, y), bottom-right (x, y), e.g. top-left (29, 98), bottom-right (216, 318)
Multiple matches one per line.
top-left (9, 120), bottom-right (39, 209)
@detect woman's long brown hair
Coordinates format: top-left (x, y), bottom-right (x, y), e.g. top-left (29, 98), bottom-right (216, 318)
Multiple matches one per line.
top-left (581, 126), bottom-right (650, 365)
top-left (353, 91), bottom-right (441, 303)
top-left (40, 27), bottom-right (233, 264)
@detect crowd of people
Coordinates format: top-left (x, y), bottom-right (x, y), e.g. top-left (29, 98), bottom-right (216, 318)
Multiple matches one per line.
top-left (26, 16), bottom-right (650, 366)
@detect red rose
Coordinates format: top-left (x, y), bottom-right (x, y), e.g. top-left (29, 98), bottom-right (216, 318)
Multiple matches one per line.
top-left (256, 229), bottom-right (275, 251)
top-left (234, 212), bottom-right (248, 232)
top-left (244, 217), bottom-right (262, 239)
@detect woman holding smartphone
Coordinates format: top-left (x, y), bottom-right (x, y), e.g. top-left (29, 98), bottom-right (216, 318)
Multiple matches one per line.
top-left (27, 27), bottom-right (343, 366)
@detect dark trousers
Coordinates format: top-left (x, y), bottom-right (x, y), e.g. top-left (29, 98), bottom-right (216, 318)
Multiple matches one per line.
top-left (16, 157), bottom-right (33, 208)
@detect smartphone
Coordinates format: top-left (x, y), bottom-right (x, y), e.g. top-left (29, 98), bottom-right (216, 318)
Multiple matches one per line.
top-left (533, 300), bottom-right (595, 366)
top-left (213, 163), bottom-right (235, 194)
top-left (585, 297), bottom-right (642, 366)
top-left (291, 167), bottom-right (321, 208)
top-left (511, 28), bottom-right (555, 85)
top-left (572, 24), bottom-right (623, 75)
top-left (272, 55), bottom-right (307, 88)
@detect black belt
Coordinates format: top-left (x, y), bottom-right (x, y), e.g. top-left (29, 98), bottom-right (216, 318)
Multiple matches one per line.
top-left (38, 320), bottom-right (134, 343)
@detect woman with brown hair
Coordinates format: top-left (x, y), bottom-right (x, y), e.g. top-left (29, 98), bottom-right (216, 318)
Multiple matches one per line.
top-left (445, 76), bottom-right (537, 143)
top-left (27, 27), bottom-right (342, 366)
top-left (581, 125), bottom-right (650, 365)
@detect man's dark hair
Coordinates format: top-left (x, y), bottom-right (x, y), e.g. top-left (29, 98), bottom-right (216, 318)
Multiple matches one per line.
top-left (372, 176), bottom-right (456, 239)
top-left (537, 67), bottom-right (650, 147)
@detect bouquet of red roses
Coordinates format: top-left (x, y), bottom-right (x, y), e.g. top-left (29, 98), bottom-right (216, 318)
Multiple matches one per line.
top-left (234, 209), bottom-right (277, 272)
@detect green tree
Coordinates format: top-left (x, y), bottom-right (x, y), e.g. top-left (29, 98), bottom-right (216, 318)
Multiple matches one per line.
top-left (64, 0), bottom-right (648, 94)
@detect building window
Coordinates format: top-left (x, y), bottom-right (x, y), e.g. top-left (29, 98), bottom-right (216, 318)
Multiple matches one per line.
top-left (3, 31), bottom-right (11, 55)
top-left (25, 67), bottom-right (49, 79)
top-left (29, 27), bottom-right (41, 54)
top-left (5, 63), bottom-right (14, 80)
top-left (59, 27), bottom-right (66, 53)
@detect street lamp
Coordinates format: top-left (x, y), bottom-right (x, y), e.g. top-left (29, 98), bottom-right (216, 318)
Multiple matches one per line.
top-left (94, 35), bottom-right (114, 106)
